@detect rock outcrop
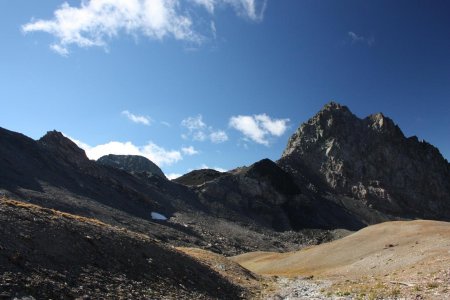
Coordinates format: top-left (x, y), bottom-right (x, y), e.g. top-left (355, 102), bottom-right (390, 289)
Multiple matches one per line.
top-left (97, 154), bottom-right (166, 178)
top-left (39, 131), bottom-right (89, 166)
top-left (195, 158), bottom-right (363, 231)
top-left (279, 102), bottom-right (450, 220)
top-left (173, 169), bottom-right (226, 186)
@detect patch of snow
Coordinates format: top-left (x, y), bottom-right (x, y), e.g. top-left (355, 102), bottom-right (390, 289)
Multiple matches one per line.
top-left (151, 212), bottom-right (168, 221)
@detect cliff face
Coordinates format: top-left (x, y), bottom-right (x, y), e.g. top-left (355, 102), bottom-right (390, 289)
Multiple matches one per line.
top-left (279, 102), bottom-right (450, 219)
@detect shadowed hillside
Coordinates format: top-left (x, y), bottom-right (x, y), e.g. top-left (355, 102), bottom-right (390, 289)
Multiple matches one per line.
top-left (0, 198), bottom-right (247, 299)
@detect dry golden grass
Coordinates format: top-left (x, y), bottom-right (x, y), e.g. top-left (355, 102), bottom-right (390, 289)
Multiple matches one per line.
top-left (232, 220), bottom-right (450, 299)
top-left (1, 197), bottom-right (108, 227)
top-left (232, 220), bottom-right (450, 278)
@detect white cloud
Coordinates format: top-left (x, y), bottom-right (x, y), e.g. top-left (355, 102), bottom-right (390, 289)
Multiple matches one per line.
top-left (51, 44), bottom-right (69, 56)
top-left (348, 31), bottom-right (375, 47)
top-left (181, 114), bottom-right (206, 131)
top-left (181, 114), bottom-right (228, 144)
top-left (254, 114), bottom-right (288, 136)
top-left (68, 136), bottom-right (182, 167)
top-left (22, 0), bottom-right (267, 54)
top-left (121, 110), bottom-right (152, 125)
top-left (229, 113), bottom-right (289, 146)
top-left (166, 173), bottom-right (182, 180)
top-left (181, 145), bottom-right (199, 155)
top-left (210, 130), bottom-right (228, 143)
top-left (22, 0), bottom-right (199, 55)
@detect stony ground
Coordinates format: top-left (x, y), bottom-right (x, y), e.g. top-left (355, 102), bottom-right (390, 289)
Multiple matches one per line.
top-left (0, 198), bottom-right (247, 299)
top-left (2, 196), bottom-right (449, 299)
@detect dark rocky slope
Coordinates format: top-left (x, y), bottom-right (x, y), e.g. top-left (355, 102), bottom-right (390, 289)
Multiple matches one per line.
top-left (0, 198), bottom-right (246, 299)
top-left (279, 102), bottom-right (450, 221)
top-left (0, 127), bottom-right (340, 257)
top-left (0, 128), bottom-right (209, 248)
top-left (97, 154), bottom-right (166, 178)
top-left (194, 158), bottom-right (364, 232)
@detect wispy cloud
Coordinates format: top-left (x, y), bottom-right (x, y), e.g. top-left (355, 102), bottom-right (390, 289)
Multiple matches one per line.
top-left (193, 0), bottom-right (267, 21)
top-left (68, 136), bottom-right (182, 167)
top-left (22, 0), bottom-right (267, 55)
top-left (192, 0), bottom-right (215, 14)
top-left (181, 114), bottom-right (207, 132)
top-left (348, 31), bottom-right (375, 47)
top-left (181, 146), bottom-right (199, 155)
top-left (121, 110), bottom-right (152, 125)
top-left (210, 130), bottom-right (228, 143)
top-left (181, 114), bottom-right (228, 143)
top-left (223, 0), bottom-right (267, 21)
top-left (229, 113), bottom-right (289, 146)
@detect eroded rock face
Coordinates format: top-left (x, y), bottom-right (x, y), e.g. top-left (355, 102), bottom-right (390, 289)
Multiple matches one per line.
top-left (97, 154), bottom-right (166, 178)
top-left (279, 102), bottom-right (450, 219)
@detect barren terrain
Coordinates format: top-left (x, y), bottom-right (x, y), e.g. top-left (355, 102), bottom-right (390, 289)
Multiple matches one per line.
top-left (232, 220), bottom-right (450, 299)
top-left (0, 198), bottom-right (247, 299)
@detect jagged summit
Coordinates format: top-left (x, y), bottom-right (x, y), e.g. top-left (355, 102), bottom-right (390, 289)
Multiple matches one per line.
top-left (321, 101), bottom-right (352, 113)
top-left (279, 102), bottom-right (450, 220)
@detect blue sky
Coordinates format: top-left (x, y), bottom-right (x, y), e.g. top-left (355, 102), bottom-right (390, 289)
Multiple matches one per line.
top-left (1, 0), bottom-right (449, 178)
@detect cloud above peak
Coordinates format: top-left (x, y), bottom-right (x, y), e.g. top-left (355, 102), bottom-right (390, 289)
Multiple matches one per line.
top-left (22, 0), bottom-right (267, 55)
top-left (67, 135), bottom-right (182, 167)
top-left (181, 114), bottom-right (229, 143)
top-left (229, 113), bottom-right (289, 146)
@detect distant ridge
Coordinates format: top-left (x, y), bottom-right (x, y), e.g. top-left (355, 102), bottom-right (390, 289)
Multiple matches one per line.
top-left (97, 154), bottom-right (166, 178)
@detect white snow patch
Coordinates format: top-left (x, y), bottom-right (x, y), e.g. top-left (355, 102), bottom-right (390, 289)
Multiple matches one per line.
top-left (151, 212), bottom-right (168, 221)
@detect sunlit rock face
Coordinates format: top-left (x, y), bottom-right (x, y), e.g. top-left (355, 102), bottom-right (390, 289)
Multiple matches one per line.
top-left (279, 102), bottom-right (450, 219)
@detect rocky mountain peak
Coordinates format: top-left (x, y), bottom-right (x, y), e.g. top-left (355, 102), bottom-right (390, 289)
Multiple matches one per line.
top-left (312, 101), bottom-right (355, 128)
top-left (279, 102), bottom-right (450, 220)
top-left (282, 102), bottom-right (358, 158)
top-left (321, 101), bottom-right (352, 114)
top-left (38, 130), bottom-right (88, 163)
